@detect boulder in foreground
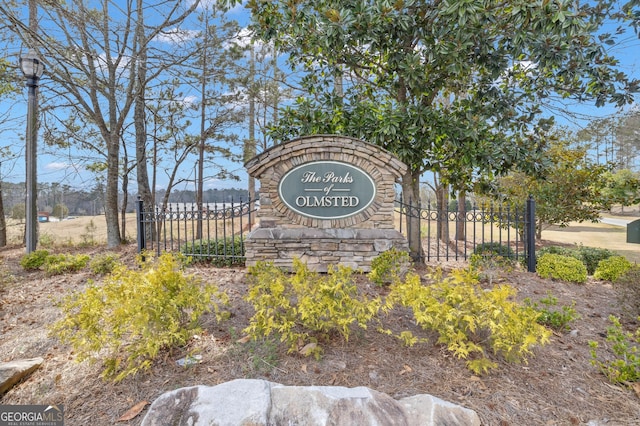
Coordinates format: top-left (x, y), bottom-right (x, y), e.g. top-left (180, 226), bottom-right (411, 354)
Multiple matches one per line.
top-left (141, 378), bottom-right (481, 426)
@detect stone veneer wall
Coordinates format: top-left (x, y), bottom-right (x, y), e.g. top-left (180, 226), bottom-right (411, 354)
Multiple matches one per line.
top-left (244, 135), bottom-right (408, 272)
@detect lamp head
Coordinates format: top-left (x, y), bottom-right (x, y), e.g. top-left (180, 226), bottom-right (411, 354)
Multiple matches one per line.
top-left (19, 50), bottom-right (45, 80)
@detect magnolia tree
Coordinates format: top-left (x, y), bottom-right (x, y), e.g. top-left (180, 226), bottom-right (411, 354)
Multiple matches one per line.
top-left (228, 0), bottom-right (638, 258)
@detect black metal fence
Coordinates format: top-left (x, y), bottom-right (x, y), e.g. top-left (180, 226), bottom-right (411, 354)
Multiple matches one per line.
top-left (395, 196), bottom-right (536, 271)
top-left (136, 197), bottom-right (257, 265)
top-left (136, 195), bottom-right (536, 271)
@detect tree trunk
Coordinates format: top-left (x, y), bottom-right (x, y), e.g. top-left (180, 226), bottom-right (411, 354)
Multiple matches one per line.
top-left (121, 170), bottom-right (128, 241)
top-left (401, 169), bottom-right (424, 261)
top-left (195, 18), bottom-right (209, 241)
top-left (456, 191), bottom-right (466, 241)
top-left (105, 132), bottom-right (121, 248)
top-left (536, 217), bottom-right (543, 240)
top-left (135, 0), bottom-right (153, 241)
top-left (0, 183), bottom-right (6, 247)
top-left (246, 45), bottom-right (257, 212)
top-left (436, 184), bottom-right (449, 244)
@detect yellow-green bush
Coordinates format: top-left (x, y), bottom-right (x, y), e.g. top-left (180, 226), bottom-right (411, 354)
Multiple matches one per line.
top-left (50, 253), bottom-right (229, 382)
top-left (524, 293), bottom-right (579, 332)
top-left (368, 248), bottom-right (412, 286)
top-left (245, 259), bottom-right (382, 359)
top-left (593, 255), bottom-right (632, 282)
top-left (590, 315), bottom-right (640, 384)
top-left (537, 253), bottom-right (588, 284)
top-left (386, 269), bottom-right (551, 374)
top-left (20, 250), bottom-right (50, 270)
top-left (20, 250), bottom-right (89, 274)
top-left (43, 253), bottom-right (90, 275)
top-left (89, 253), bottom-right (121, 275)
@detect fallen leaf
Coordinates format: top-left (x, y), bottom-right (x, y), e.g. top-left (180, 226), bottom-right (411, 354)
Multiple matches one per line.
top-left (399, 364), bottom-right (412, 375)
top-left (301, 364), bottom-right (307, 373)
top-left (117, 401), bottom-right (148, 422)
top-left (299, 342), bottom-right (317, 357)
top-left (236, 335), bottom-right (251, 344)
top-left (630, 382), bottom-right (640, 398)
top-left (469, 375), bottom-right (487, 390)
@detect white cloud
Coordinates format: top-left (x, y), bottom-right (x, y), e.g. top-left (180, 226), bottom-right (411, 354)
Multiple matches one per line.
top-left (182, 95), bottom-right (199, 106)
top-left (514, 61), bottom-right (537, 74)
top-left (493, 60), bottom-right (539, 89)
top-left (226, 27), bottom-right (273, 58)
top-left (228, 27), bottom-right (254, 49)
top-left (45, 162), bottom-right (71, 171)
top-left (154, 28), bottom-right (199, 44)
top-left (185, 0), bottom-right (246, 15)
top-left (193, 0), bottom-right (246, 15)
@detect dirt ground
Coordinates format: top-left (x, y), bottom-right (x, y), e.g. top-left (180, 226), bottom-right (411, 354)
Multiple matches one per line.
top-left (1, 243), bottom-right (640, 426)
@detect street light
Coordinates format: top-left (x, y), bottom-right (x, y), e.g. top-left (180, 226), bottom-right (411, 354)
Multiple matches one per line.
top-left (19, 49), bottom-right (45, 253)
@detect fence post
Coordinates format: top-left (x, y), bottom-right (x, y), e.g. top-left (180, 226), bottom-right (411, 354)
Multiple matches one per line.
top-left (526, 195), bottom-right (536, 273)
top-left (136, 195), bottom-right (146, 253)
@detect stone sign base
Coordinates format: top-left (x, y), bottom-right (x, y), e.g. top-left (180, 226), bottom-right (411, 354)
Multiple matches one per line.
top-left (245, 135), bottom-right (409, 272)
top-left (245, 228), bottom-right (408, 272)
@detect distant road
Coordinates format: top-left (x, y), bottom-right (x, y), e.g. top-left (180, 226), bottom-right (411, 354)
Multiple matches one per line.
top-left (600, 217), bottom-right (636, 227)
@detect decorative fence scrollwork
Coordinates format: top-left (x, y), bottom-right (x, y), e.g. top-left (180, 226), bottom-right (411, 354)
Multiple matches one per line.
top-left (395, 197), bottom-right (536, 271)
top-left (136, 197), bottom-right (257, 266)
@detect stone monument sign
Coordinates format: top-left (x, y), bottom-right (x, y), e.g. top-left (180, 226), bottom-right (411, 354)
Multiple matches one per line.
top-left (244, 134), bottom-right (408, 272)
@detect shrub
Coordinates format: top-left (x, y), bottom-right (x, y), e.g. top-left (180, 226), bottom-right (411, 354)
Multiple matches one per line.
top-left (20, 250), bottom-right (50, 270)
top-left (471, 243), bottom-right (518, 281)
top-left (590, 315), bottom-right (640, 384)
top-left (537, 245), bottom-right (616, 276)
top-left (181, 237), bottom-right (245, 267)
top-left (52, 203), bottom-right (69, 220)
top-left (50, 253), bottom-right (229, 382)
top-left (43, 254), bottom-right (90, 275)
top-left (470, 250), bottom-right (515, 286)
top-left (386, 268), bottom-right (551, 374)
top-left (80, 220), bottom-right (99, 246)
top-left (11, 203), bottom-right (25, 220)
top-left (537, 253), bottom-right (588, 284)
top-left (244, 259), bottom-right (382, 359)
top-left (448, 199), bottom-right (473, 212)
top-left (524, 293), bottom-right (579, 332)
top-left (89, 253), bottom-right (121, 275)
top-left (473, 242), bottom-right (515, 259)
top-left (537, 245), bottom-right (578, 260)
top-left (576, 246), bottom-right (615, 275)
top-left (593, 256), bottom-right (632, 282)
top-left (38, 233), bottom-right (55, 249)
top-left (368, 248), bottom-right (412, 286)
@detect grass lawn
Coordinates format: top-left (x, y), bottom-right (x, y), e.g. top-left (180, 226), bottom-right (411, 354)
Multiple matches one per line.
top-left (542, 218), bottom-right (640, 263)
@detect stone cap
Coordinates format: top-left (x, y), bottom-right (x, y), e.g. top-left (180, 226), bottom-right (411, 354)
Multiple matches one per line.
top-left (245, 134), bottom-right (407, 183)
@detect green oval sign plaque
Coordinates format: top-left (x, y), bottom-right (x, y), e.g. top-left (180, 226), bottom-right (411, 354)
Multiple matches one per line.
top-left (278, 161), bottom-right (376, 219)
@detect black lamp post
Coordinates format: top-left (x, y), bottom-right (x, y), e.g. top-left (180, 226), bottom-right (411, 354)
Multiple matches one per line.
top-left (19, 50), bottom-right (45, 253)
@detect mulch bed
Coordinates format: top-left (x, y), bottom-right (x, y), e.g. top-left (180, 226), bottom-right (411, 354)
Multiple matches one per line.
top-left (1, 244), bottom-right (639, 425)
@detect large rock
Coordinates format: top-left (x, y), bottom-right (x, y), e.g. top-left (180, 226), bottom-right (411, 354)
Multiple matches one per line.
top-left (141, 379), bottom-right (480, 426)
top-left (0, 357), bottom-right (44, 396)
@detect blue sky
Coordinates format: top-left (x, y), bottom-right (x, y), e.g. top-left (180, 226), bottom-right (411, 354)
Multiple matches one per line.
top-left (1, 1), bottom-right (639, 194)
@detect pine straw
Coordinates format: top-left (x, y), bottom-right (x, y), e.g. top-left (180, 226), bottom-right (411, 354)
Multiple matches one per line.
top-left (1, 245), bottom-right (639, 425)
